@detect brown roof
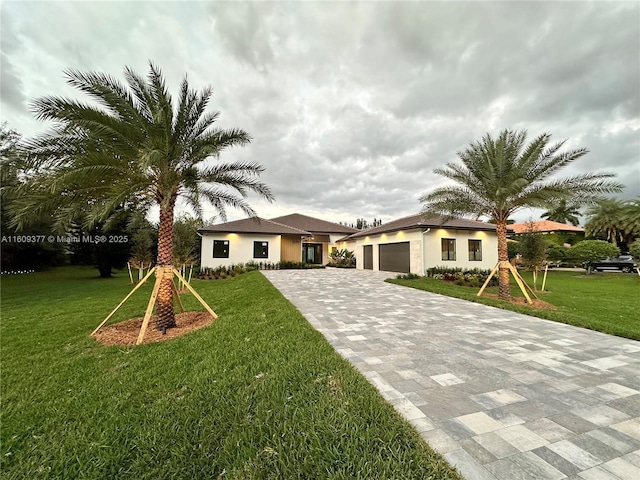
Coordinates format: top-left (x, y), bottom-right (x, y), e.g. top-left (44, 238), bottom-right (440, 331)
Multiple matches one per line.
top-left (199, 217), bottom-right (310, 235)
top-left (347, 213), bottom-right (504, 239)
top-left (269, 213), bottom-right (358, 235)
top-left (509, 220), bottom-right (584, 234)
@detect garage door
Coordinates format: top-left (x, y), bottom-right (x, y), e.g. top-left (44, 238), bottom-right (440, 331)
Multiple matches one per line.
top-left (363, 245), bottom-right (373, 270)
top-left (379, 242), bottom-right (410, 273)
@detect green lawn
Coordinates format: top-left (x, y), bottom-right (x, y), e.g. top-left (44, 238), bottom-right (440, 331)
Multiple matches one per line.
top-left (1, 267), bottom-right (460, 480)
top-left (389, 270), bottom-right (639, 340)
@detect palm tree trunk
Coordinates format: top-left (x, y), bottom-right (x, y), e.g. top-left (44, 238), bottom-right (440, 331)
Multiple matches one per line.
top-left (156, 199), bottom-right (177, 331)
top-left (496, 221), bottom-right (511, 300)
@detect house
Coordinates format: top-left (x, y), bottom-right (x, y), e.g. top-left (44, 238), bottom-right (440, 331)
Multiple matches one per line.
top-left (342, 214), bottom-right (506, 274)
top-left (509, 220), bottom-right (585, 246)
top-left (199, 211), bottom-right (507, 274)
top-left (199, 214), bottom-right (357, 268)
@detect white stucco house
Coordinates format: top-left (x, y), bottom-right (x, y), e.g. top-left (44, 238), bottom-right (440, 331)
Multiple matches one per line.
top-left (337, 213), bottom-right (506, 275)
top-left (199, 213), bottom-right (357, 268)
top-left (200, 212), bottom-right (507, 274)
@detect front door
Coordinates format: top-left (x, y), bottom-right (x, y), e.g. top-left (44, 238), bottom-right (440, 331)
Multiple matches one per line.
top-left (302, 243), bottom-right (323, 264)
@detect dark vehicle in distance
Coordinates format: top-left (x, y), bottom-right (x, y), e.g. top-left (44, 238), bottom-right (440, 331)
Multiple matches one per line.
top-left (583, 255), bottom-right (638, 273)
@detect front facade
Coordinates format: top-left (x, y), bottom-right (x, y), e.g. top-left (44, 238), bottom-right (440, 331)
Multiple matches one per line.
top-left (348, 214), bottom-right (502, 275)
top-left (199, 214), bottom-right (357, 268)
top-left (199, 212), bottom-right (504, 274)
top-left (270, 214), bottom-right (358, 265)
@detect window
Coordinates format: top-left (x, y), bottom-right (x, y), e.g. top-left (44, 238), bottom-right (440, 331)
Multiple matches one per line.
top-left (213, 240), bottom-right (229, 258)
top-left (253, 241), bottom-right (269, 259)
top-left (468, 239), bottom-right (482, 261)
top-left (441, 238), bottom-right (456, 261)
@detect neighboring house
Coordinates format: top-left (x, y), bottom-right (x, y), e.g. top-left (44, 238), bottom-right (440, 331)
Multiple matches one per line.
top-left (509, 220), bottom-right (585, 246)
top-left (343, 214), bottom-right (506, 274)
top-left (199, 213), bottom-right (357, 268)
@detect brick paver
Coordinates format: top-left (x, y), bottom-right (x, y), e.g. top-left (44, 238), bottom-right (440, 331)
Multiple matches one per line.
top-left (263, 268), bottom-right (640, 480)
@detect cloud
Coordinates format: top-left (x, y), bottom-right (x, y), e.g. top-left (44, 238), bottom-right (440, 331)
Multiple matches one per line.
top-left (1, 0), bottom-right (638, 226)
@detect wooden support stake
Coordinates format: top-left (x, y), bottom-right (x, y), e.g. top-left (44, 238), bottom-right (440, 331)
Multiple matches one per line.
top-left (136, 268), bottom-right (164, 345)
top-left (477, 262), bottom-right (500, 297)
top-left (92, 267), bottom-right (156, 336)
top-left (512, 266), bottom-right (538, 300)
top-left (541, 264), bottom-right (549, 292)
top-left (127, 262), bottom-right (134, 284)
top-left (505, 262), bottom-right (533, 304)
top-left (477, 261), bottom-right (536, 304)
top-left (172, 280), bottom-right (185, 313)
top-left (173, 268), bottom-right (217, 319)
top-left (188, 264), bottom-right (193, 284)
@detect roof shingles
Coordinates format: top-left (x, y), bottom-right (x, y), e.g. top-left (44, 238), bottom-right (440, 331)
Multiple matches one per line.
top-left (346, 213), bottom-right (502, 239)
top-left (269, 213), bottom-right (358, 234)
top-left (199, 217), bottom-right (310, 235)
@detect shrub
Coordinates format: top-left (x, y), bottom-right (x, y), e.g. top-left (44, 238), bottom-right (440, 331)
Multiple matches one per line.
top-left (395, 272), bottom-right (420, 280)
top-left (425, 266), bottom-right (498, 287)
top-left (569, 240), bottom-right (620, 273)
top-left (507, 240), bottom-right (520, 261)
top-left (280, 261), bottom-right (325, 270)
top-left (629, 240), bottom-right (640, 260)
top-left (328, 249), bottom-right (356, 268)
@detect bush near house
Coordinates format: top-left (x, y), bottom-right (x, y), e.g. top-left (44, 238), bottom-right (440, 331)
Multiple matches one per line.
top-left (424, 266), bottom-right (499, 288)
top-left (196, 261), bottom-right (325, 279)
top-left (328, 249), bottom-right (356, 268)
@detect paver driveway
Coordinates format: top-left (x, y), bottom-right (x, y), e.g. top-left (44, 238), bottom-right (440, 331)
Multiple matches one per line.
top-left (263, 269), bottom-right (640, 480)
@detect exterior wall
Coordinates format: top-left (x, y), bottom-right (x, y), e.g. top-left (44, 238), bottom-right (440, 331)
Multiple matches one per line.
top-left (281, 235), bottom-right (302, 262)
top-left (354, 228), bottom-right (499, 274)
top-left (354, 229), bottom-right (424, 274)
top-left (201, 233), bottom-right (281, 268)
top-left (424, 228), bottom-right (499, 271)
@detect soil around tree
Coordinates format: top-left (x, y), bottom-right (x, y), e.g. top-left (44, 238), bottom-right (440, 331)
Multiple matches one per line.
top-left (93, 311), bottom-right (214, 346)
top-left (482, 293), bottom-right (557, 310)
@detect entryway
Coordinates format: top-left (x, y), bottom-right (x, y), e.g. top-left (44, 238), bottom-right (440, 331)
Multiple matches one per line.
top-left (302, 243), bottom-right (323, 264)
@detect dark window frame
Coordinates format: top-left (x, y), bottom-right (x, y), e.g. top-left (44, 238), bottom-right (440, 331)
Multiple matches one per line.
top-left (213, 240), bottom-right (229, 258)
top-left (468, 239), bottom-right (482, 261)
top-left (253, 241), bottom-right (269, 259)
top-left (441, 238), bottom-right (456, 261)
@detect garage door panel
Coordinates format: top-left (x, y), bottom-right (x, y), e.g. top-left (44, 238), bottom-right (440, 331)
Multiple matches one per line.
top-left (379, 242), bottom-right (410, 273)
top-left (363, 245), bottom-right (373, 270)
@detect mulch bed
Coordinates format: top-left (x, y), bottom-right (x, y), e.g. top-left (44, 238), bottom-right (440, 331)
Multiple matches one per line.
top-left (482, 293), bottom-right (557, 310)
top-left (93, 311), bottom-right (214, 346)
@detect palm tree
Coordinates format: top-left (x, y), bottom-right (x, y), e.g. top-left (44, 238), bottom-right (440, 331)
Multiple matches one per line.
top-left (420, 129), bottom-right (621, 300)
top-left (584, 199), bottom-right (626, 246)
top-left (541, 199), bottom-right (582, 226)
top-left (622, 198), bottom-right (640, 245)
top-left (11, 63), bottom-right (273, 330)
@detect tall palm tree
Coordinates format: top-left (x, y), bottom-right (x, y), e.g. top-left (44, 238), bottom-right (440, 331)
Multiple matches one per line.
top-left (541, 199), bottom-right (582, 226)
top-left (11, 63), bottom-right (273, 330)
top-left (420, 129), bottom-right (621, 300)
top-left (584, 199), bottom-right (626, 246)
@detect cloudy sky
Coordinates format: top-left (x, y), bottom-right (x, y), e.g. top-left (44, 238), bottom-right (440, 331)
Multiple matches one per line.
top-left (2, 0), bottom-right (638, 226)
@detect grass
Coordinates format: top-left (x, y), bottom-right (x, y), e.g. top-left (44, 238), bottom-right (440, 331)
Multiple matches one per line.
top-left (388, 270), bottom-right (639, 341)
top-left (1, 266), bottom-right (460, 479)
